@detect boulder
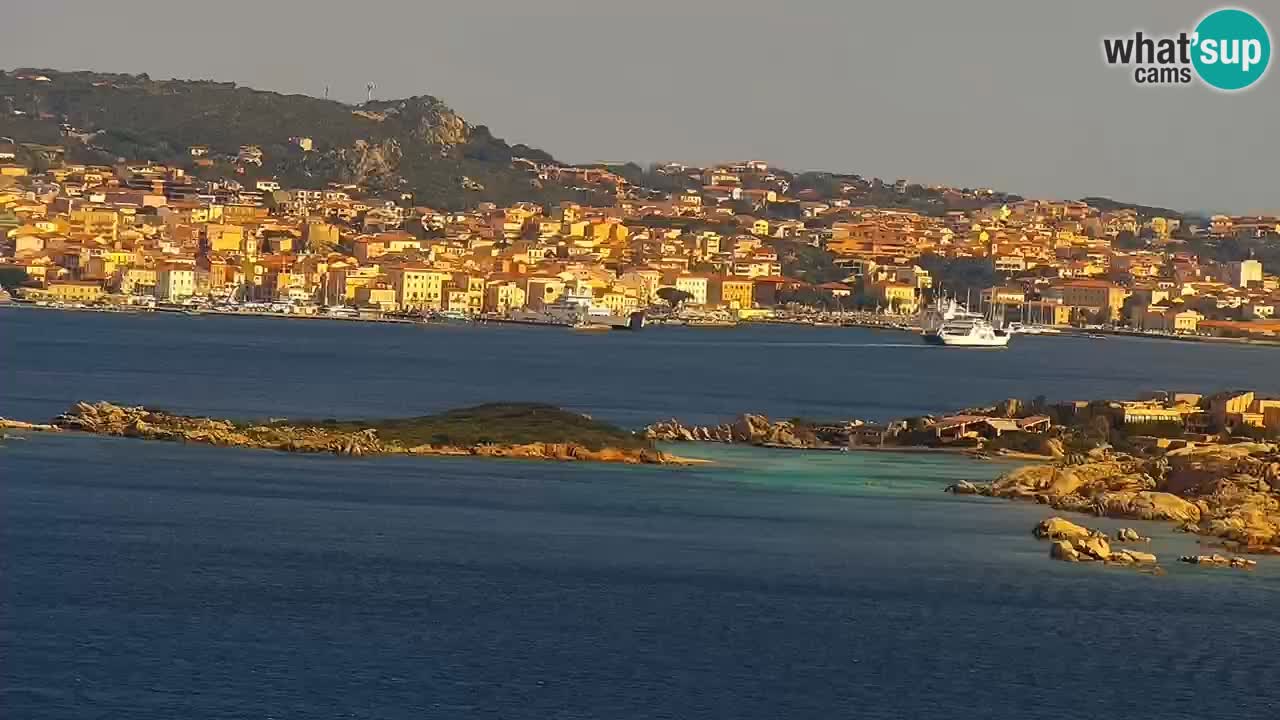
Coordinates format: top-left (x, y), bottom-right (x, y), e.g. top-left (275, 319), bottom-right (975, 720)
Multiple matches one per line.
top-left (1115, 527), bottom-right (1152, 543)
top-left (991, 461), bottom-right (1148, 498)
top-left (1048, 494), bottom-right (1095, 514)
top-left (1078, 534), bottom-right (1112, 561)
top-left (1094, 491), bottom-right (1201, 523)
top-left (1163, 443), bottom-right (1276, 495)
top-left (1033, 517), bottom-right (1092, 541)
top-left (1049, 540), bottom-right (1080, 562)
top-left (1039, 437), bottom-right (1066, 459)
top-left (1203, 506), bottom-right (1280, 548)
top-left (1179, 553), bottom-right (1254, 569)
top-left (945, 480), bottom-right (980, 495)
top-left (730, 414), bottom-right (773, 443)
top-left (1112, 549), bottom-right (1158, 564)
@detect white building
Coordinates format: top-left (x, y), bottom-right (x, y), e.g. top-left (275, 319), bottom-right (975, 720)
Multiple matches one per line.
top-left (156, 267), bottom-right (195, 300)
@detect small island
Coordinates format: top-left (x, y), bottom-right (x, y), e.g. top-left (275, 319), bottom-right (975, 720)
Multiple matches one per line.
top-left (10, 401), bottom-right (697, 466)
top-left (6, 390), bottom-right (1279, 562)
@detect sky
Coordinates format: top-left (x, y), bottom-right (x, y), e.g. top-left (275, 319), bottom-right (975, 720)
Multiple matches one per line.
top-left (3, 0), bottom-right (1277, 214)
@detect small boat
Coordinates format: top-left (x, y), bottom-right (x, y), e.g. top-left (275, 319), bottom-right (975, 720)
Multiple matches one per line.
top-left (422, 309), bottom-right (472, 325)
top-left (573, 322), bottom-right (612, 332)
top-left (684, 318), bottom-right (738, 328)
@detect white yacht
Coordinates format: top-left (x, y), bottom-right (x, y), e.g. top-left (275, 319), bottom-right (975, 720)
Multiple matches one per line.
top-left (926, 317), bottom-right (1011, 347)
top-left (919, 298), bottom-right (1011, 348)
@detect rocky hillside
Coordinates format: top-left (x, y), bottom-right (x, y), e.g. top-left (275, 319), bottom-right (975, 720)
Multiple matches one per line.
top-left (0, 68), bottom-right (585, 208)
top-left (953, 442), bottom-right (1280, 555)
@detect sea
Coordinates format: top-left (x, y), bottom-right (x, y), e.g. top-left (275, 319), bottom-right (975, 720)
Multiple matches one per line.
top-left (2, 308), bottom-right (1278, 719)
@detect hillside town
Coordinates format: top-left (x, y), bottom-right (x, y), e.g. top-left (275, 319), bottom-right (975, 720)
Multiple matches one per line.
top-left (1, 144), bottom-right (1278, 338)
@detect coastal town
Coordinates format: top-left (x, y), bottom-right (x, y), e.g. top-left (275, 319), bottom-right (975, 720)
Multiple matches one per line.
top-left (2, 72), bottom-right (1279, 339)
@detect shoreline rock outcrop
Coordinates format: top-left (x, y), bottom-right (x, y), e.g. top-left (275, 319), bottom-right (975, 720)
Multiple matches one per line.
top-left (1179, 554), bottom-right (1258, 569)
top-left (967, 444), bottom-right (1280, 555)
top-left (46, 401), bottom-right (693, 465)
top-left (1033, 517), bottom-right (1160, 567)
top-left (645, 414), bottom-right (827, 448)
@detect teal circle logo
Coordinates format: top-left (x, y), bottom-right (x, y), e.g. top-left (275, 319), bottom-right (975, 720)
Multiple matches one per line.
top-left (1192, 8), bottom-right (1271, 90)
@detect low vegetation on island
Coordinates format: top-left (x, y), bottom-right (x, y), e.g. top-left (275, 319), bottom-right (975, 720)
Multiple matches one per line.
top-left (14, 401), bottom-right (689, 465)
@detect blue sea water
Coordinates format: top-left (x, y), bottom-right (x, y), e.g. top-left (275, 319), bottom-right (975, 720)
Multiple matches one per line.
top-left (3, 309), bottom-right (1280, 719)
top-left (2, 308), bottom-right (1278, 425)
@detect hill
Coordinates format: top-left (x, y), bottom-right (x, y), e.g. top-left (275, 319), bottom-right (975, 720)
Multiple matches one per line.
top-left (0, 68), bottom-right (595, 209)
top-left (1078, 196), bottom-right (1191, 221)
top-left (312, 403), bottom-right (648, 450)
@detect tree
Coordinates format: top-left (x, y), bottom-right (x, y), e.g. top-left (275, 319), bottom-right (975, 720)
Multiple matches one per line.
top-left (0, 266), bottom-right (30, 291)
top-left (1114, 230), bottom-right (1145, 250)
top-left (917, 254), bottom-right (999, 303)
top-left (656, 287), bottom-right (693, 308)
top-left (777, 287), bottom-right (836, 310)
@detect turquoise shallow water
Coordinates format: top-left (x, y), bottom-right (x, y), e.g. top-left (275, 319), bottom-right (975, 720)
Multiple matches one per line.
top-left (3, 309), bottom-right (1280, 718)
top-left (3, 433), bottom-right (1277, 719)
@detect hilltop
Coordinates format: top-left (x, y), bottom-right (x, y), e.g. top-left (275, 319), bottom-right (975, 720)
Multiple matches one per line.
top-left (0, 68), bottom-right (593, 208)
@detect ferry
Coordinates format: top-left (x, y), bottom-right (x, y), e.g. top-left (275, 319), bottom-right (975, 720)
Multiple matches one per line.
top-left (919, 298), bottom-right (1010, 348)
top-left (510, 292), bottom-right (645, 330)
top-left (925, 317), bottom-right (1011, 347)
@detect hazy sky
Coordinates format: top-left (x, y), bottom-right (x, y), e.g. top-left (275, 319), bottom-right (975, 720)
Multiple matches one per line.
top-left (4, 0), bottom-right (1277, 213)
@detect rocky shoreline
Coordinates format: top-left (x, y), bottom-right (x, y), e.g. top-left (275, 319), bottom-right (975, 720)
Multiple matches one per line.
top-left (646, 414), bottom-right (826, 447)
top-left (9, 399), bottom-right (1280, 565)
top-left (644, 409), bottom-right (1062, 458)
top-left (3, 402), bottom-right (698, 466)
top-left (953, 443), bottom-right (1280, 556)
top-left (1030, 516), bottom-right (1257, 571)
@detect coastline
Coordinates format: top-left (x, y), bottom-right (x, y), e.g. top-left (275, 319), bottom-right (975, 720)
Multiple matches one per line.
top-left (2, 403), bottom-right (706, 467)
top-left (5, 301), bottom-right (1278, 347)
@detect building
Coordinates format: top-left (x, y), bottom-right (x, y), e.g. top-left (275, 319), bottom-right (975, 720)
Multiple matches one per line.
top-left (711, 276), bottom-right (755, 310)
top-left (205, 224), bottom-right (246, 254)
top-left (1055, 280), bottom-right (1127, 322)
top-left (1224, 259), bottom-right (1264, 288)
top-left (68, 207), bottom-right (119, 241)
top-left (391, 267), bottom-right (448, 310)
top-left (672, 274), bottom-right (710, 306)
top-left (47, 280), bottom-right (106, 303)
top-left (303, 221), bottom-right (340, 251)
top-left (484, 281), bottom-right (526, 314)
top-left (1134, 306), bottom-right (1202, 333)
top-left (156, 266), bottom-right (196, 300)
top-left (868, 281), bottom-right (918, 314)
top-left (354, 283), bottom-right (398, 312)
